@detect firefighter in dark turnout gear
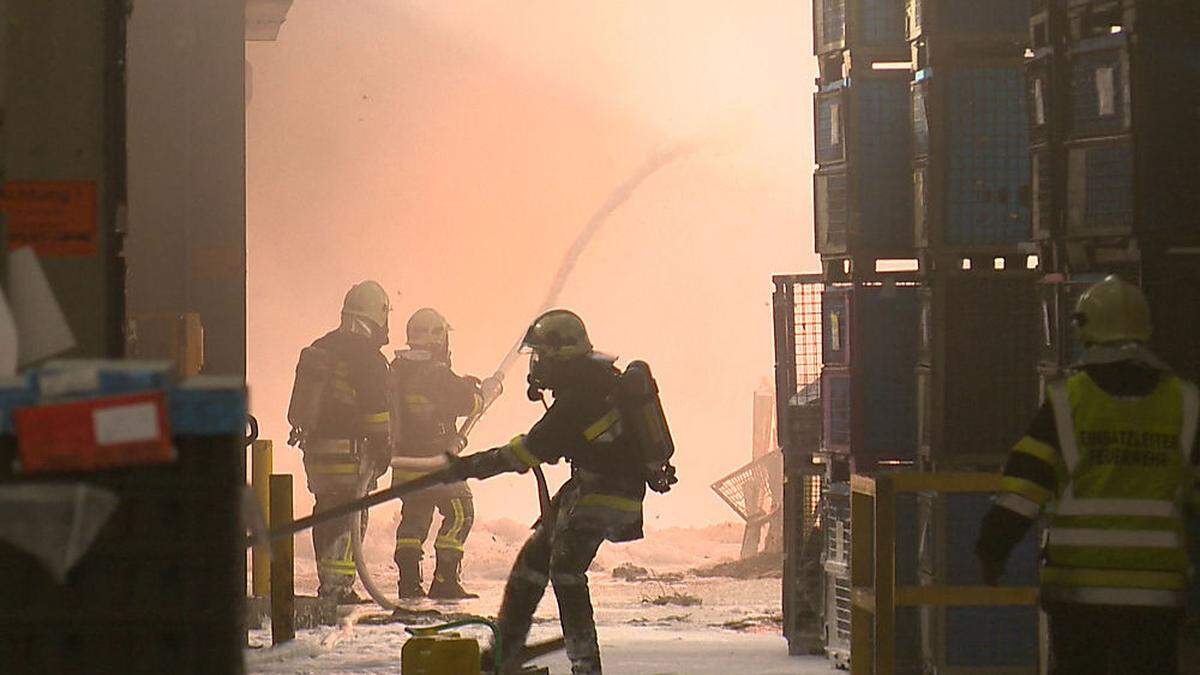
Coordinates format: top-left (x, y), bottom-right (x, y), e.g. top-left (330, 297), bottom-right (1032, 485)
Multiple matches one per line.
top-left (976, 276), bottom-right (1199, 674)
top-left (452, 309), bottom-right (659, 675)
top-left (289, 281), bottom-right (393, 603)
top-left (391, 308), bottom-right (494, 600)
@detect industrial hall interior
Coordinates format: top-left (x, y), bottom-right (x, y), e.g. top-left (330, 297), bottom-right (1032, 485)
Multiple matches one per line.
top-left (3, 0), bottom-right (1200, 673)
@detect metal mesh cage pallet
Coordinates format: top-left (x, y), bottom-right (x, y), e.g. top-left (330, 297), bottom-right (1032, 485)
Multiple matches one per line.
top-left (783, 464), bottom-right (826, 655)
top-left (916, 273), bottom-right (1043, 468)
top-left (814, 0), bottom-right (910, 59)
top-left (773, 275), bottom-right (826, 462)
top-left (775, 276), bottom-right (831, 655)
top-left (821, 482), bottom-right (853, 668)
top-left (814, 70), bottom-right (915, 256)
top-left (912, 60), bottom-right (1033, 249)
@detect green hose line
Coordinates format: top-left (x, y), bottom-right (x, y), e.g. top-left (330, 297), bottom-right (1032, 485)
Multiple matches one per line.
top-left (406, 618), bottom-right (502, 673)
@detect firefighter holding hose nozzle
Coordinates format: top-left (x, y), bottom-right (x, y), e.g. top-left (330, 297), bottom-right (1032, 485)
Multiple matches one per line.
top-left (447, 309), bottom-right (677, 675)
top-left (286, 280), bottom-right (393, 604)
top-left (390, 308), bottom-right (501, 600)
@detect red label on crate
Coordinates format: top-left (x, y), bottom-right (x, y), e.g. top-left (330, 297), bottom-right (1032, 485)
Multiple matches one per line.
top-left (13, 392), bottom-right (174, 473)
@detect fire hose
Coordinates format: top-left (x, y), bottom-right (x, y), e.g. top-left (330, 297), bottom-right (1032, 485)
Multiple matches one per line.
top-left (257, 142), bottom-right (698, 611)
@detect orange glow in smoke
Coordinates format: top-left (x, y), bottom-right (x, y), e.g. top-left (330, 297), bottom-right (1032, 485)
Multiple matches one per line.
top-left (247, 1), bottom-right (818, 527)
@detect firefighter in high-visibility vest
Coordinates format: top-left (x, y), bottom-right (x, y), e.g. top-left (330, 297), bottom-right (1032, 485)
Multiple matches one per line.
top-left (287, 281), bottom-right (393, 604)
top-left (391, 308), bottom-right (498, 600)
top-left (976, 275), bottom-right (1199, 674)
top-left (449, 309), bottom-right (675, 675)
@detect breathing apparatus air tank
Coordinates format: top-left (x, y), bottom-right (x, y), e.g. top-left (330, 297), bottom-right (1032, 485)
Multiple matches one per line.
top-left (619, 360), bottom-right (677, 493)
top-left (286, 345), bottom-right (335, 447)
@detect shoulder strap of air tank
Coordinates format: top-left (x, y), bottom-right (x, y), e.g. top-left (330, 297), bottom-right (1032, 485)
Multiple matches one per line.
top-left (1177, 377), bottom-right (1200, 466)
top-left (1045, 378), bottom-right (1080, 475)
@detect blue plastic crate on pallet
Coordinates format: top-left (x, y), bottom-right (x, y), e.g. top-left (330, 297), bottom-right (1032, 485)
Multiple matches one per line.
top-left (822, 369), bottom-right (853, 452)
top-left (814, 71), bottom-right (914, 255)
top-left (820, 284), bottom-right (921, 462)
top-left (923, 492), bottom-right (1038, 586)
top-left (913, 64), bottom-right (1032, 248)
top-left (919, 492), bottom-right (1040, 670)
top-left (858, 288), bottom-right (920, 456)
top-left (814, 0), bottom-right (909, 57)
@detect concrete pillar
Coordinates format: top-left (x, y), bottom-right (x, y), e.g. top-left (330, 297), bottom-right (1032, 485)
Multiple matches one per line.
top-left (125, 0), bottom-right (247, 376)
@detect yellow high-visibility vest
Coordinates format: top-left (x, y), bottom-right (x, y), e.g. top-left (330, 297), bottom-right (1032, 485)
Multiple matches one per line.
top-left (1039, 372), bottom-right (1199, 607)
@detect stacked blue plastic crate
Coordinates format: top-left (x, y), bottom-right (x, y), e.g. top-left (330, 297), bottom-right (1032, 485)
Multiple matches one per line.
top-left (908, 0), bottom-right (1041, 475)
top-left (821, 283), bottom-right (921, 467)
top-left (813, 0), bottom-right (912, 262)
top-left (808, 2), bottom-right (930, 669)
top-left (906, 2), bottom-right (1045, 673)
top-left (0, 363), bottom-right (248, 674)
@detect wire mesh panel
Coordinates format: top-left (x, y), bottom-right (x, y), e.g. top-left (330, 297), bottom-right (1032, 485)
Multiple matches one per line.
top-left (774, 275), bottom-right (826, 462)
top-left (710, 451), bottom-right (785, 522)
top-left (792, 280), bottom-right (825, 403)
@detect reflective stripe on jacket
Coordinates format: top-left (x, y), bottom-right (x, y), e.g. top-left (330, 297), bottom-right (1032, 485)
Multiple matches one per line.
top-left (1013, 372), bottom-right (1200, 606)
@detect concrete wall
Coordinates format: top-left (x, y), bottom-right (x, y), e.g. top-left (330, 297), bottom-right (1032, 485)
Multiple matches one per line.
top-left (3, 0), bottom-right (126, 356)
top-left (125, 0), bottom-right (247, 376)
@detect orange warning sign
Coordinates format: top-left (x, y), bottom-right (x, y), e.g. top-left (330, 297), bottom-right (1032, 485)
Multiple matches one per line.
top-left (0, 180), bottom-right (98, 256)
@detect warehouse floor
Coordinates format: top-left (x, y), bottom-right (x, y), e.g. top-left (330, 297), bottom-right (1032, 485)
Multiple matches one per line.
top-left (246, 564), bottom-right (837, 674)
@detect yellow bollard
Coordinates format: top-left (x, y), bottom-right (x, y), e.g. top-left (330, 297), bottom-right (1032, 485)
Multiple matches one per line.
top-left (251, 440), bottom-right (273, 597)
top-left (270, 474), bottom-right (295, 645)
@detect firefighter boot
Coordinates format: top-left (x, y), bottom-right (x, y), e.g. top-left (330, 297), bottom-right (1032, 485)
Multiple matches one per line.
top-left (395, 548), bottom-right (426, 599)
top-left (554, 578), bottom-right (602, 674)
top-left (427, 551), bottom-right (478, 600)
top-left (493, 576), bottom-right (547, 673)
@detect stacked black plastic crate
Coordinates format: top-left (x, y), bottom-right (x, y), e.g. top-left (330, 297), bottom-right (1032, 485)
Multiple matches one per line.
top-left (1033, 0), bottom-right (1200, 381)
top-left (908, 2), bottom-right (1044, 673)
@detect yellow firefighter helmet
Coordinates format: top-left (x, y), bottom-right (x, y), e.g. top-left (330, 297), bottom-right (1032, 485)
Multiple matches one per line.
top-left (406, 307), bottom-right (451, 348)
top-left (1073, 275), bottom-right (1152, 345)
top-left (342, 280), bottom-right (391, 332)
top-left (521, 309), bottom-right (593, 360)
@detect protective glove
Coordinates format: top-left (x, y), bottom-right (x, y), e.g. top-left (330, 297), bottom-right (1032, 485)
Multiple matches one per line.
top-left (452, 449), bottom-right (514, 481)
top-left (443, 452), bottom-right (471, 481)
top-left (480, 376), bottom-right (504, 403)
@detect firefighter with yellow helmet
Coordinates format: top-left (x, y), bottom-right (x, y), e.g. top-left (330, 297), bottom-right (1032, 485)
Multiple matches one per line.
top-left (449, 309), bottom-right (676, 675)
top-left (286, 280), bottom-right (393, 603)
top-left (976, 275), bottom-right (1199, 673)
top-left (390, 308), bottom-right (498, 600)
